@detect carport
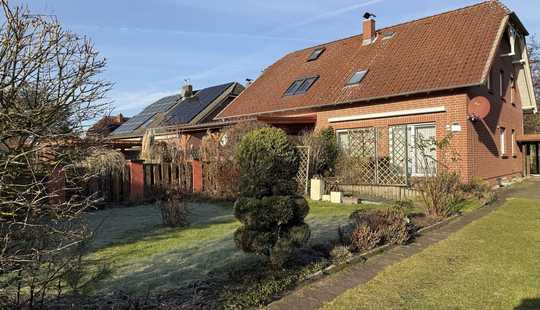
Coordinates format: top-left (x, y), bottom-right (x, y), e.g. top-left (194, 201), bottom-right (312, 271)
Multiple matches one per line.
top-left (518, 134), bottom-right (540, 176)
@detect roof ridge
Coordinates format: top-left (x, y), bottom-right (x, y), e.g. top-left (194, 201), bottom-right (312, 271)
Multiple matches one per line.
top-left (377, 0), bottom-right (506, 32)
top-left (291, 0), bottom-right (507, 54)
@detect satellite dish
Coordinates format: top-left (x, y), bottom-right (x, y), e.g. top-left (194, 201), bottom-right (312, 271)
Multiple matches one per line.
top-left (468, 96), bottom-right (491, 120)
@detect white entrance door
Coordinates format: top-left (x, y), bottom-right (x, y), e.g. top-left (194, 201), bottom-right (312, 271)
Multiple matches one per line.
top-left (407, 123), bottom-right (436, 176)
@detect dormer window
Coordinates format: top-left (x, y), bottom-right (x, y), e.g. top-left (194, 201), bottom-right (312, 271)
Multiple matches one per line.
top-left (284, 76), bottom-right (319, 96)
top-left (307, 47), bottom-right (325, 61)
top-left (346, 70), bottom-right (368, 86)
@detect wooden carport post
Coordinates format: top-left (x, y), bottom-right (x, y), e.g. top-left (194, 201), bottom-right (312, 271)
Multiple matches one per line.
top-left (523, 143), bottom-right (530, 177)
top-left (129, 160), bottom-right (145, 202)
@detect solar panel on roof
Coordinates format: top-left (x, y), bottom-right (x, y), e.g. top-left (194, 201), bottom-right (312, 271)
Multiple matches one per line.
top-left (143, 96), bottom-right (179, 114)
top-left (111, 82), bottom-right (235, 134)
top-left (111, 113), bottom-right (155, 134)
top-left (165, 83), bottom-right (233, 124)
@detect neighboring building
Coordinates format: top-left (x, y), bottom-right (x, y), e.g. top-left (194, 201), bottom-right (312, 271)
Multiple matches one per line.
top-left (87, 114), bottom-right (130, 138)
top-left (216, 1), bottom-right (537, 184)
top-left (108, 82), bottom-right (244, 155)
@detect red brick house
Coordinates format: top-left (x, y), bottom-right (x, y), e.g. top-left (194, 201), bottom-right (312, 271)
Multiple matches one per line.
top-left (87, 114), bottom-right (130, 138)
top-left (216, 1), bottom-right (537, 184)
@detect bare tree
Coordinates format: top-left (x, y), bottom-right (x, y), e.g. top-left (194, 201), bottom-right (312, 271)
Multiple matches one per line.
top-left (524, 35), bottom-right (540, 133)
top-left (0, 1), bottom-right (114, 307)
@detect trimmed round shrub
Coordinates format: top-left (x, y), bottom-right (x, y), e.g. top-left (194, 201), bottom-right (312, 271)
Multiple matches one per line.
top-left (234, 127), bottom-right (310, 268)
top-left (233, 197), bottom-right (311, 267)
top-left (236, 127), bottom-right (300, 198)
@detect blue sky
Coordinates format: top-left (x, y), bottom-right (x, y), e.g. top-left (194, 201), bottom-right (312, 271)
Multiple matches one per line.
top-left (15, 0), bottom-right (540, 117)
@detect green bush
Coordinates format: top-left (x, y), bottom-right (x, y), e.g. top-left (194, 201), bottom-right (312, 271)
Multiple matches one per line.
top-left (234, 127), bottom-right (310, 268)
top-left (237, 127), bottom-right (299, 198)
top-left (300, 127), bottom-right (339, 177)
top-left (234, 197), bottom-right (310, 267)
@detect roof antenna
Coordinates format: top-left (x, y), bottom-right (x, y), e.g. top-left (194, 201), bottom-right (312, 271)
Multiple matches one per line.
top-left (184, 78), bottom-right (191, 85)
top-left (363, 12), bottom-right (376, 19)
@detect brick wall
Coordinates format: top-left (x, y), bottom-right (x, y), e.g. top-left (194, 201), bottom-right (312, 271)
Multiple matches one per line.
top-left (466, 35), bottom-right (525, 183)
top-left (307, 78), bottom-right (523, 183)
top-left (313, 92), bottom-right (472, 181)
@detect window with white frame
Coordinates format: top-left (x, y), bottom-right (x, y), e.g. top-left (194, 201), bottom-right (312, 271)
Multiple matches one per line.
top-left (337, 131), bottom-right (350, 151)
top-left (388, 123), bottom-right (437, 176)
top-left (500, 127), bottom-right (506, 156)
top-left (336, 128), bottom-right (376, 157)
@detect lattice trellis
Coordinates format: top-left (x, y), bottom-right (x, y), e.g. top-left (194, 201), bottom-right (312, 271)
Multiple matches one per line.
top-left (296, 146), bottom-right (310, 195)
top-left (339, 126), bottom-right (408, 186)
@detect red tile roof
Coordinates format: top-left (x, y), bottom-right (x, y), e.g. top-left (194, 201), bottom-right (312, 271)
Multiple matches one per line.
top-left (218, 1), bottom-right (513, 119)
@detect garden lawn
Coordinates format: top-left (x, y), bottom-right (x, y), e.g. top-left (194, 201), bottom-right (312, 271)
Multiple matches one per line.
top-left (323, 197), bottom-right (540, 310)
top-left (83, 200), bottom-right (373, 294)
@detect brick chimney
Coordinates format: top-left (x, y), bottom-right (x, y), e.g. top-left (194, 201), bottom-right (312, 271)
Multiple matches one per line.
top-left (362, 13), bottom-right (376, 45)
top-left (116, 113), bottom-right (125, 123)
top-left (181, 84), bottom-right (193, 98)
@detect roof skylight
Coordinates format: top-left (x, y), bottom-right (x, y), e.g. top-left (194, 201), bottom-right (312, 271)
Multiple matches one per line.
top-left (284, 76), bottom-right (319, 96)
top-left (346, 70), bottom-right (368, 86)
top-left (382, 31), bottom-right (396, 40)
top-left (307, 47), bottom-right (326, 61)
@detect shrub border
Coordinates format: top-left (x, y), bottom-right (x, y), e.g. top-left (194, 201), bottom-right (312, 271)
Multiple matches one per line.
top-left (266, 197), bottom-right (495, 307)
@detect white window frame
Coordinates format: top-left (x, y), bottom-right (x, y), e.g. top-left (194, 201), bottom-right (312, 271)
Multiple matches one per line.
top-left (407, 123), bottom-right (437, 177)
top-left (336, 130), bottom-right (350, 151)
top-left (335, 127), bottom-right (376, 157)
top-left (500, 127), bottom-right (506, 156)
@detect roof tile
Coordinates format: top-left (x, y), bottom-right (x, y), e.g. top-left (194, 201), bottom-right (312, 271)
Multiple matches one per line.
top-left (218, 1), bottom-right (510, 118)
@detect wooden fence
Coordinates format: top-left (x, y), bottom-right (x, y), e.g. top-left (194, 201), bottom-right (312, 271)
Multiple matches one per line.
top-left (91, 161), bottom-right (193, 204)
top-left (143, 162), bottom-right (192, 195)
